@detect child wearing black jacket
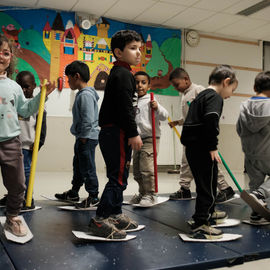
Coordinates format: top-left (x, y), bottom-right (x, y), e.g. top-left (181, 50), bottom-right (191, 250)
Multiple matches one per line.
top-left (181, 65), bottom-right (238, 239)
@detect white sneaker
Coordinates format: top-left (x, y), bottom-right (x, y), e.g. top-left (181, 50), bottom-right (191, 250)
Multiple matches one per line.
top-left (139, 195), bottom-right (156, 206)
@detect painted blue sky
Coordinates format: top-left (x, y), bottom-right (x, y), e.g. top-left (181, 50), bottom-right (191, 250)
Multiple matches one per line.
top-left (1, 6), bottom-right (181, 46)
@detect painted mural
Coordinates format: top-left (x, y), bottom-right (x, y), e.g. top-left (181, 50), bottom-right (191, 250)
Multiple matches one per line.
top-left (0, 7), bottom-right (181, 96)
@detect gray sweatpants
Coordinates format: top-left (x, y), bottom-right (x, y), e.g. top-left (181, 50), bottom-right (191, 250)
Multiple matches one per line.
top-left (179, 146), bottom-right (229, 191)
top-left (245, 157), bottom-right (270, 198)
top-left (0, 137), bottom-right (26, 216)
top-left (133, 137), bottom-right (160, 195)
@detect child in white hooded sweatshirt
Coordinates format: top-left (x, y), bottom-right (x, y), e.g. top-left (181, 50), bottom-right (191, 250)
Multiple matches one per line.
top-left (237, 71), bottom-right (270, 223)
top-left (130, 71), bottom-right (168, 206)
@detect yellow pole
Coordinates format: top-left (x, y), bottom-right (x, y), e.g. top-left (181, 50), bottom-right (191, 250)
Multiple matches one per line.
top-left (26, 79), bottom-right (47, 207)
top-left (168, 116), bottom-right (181, 139)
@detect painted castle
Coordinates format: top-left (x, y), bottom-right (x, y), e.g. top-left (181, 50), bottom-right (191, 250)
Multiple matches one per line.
top-left (43, 13), bottom-right (152, 90)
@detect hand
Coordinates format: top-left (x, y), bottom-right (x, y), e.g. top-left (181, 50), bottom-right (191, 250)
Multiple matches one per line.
top-left (41, 80), bottom-right (56, 97)
top-left (128, 135), bottom-right (143, 151)
top-left (210, 150), bottom-right (221, 163)
top-left (80, 138), bottom-right (87, 144)
top-left (168, 120), bottom-right (181, 128)
top-left (150, 100), bottom-right (158, 111)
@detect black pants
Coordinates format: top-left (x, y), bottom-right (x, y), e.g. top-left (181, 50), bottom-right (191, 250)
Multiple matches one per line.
top-left (96, 126), bottom-right (132, 218)
top-left (185, 146), bottom-right (217, 226)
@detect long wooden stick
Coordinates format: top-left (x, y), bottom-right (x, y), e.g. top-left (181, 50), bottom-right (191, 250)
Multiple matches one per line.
top-left (150, 92), bottom-right (158, 193)
top-left (25, 80), bottom-right (47, 207)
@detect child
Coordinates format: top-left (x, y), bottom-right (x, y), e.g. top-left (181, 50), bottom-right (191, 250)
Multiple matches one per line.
top-left (168, 68), bottom-right (235, 203)
top-left (55, 61), bottom-right (99, 209)
top-left (17, 71), bottom-right (47, 209)
top-left (130, 71), bottom-right (168, 206)
top-left (0, 71), bottom-right (47, 209)
top-left (181, 65), bottom-right (238, 239)
top-left (0, 34), bottom-right (55, 236)
top-left (237, 71), bottom-right (270, 222)
top-left (88, 30), bottom-right (143, 239)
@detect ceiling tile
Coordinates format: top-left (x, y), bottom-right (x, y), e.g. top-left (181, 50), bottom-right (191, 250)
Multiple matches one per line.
top-left (241, 23), bottom-right (270, 39)
top-left (72, 0), bottom-right (118, 16)
top-left (160, 0), bottom-right (199, 6)
top-left (215, 17), bottom-right (267, 36)
top-left (37, 0), bottom-right (77, 11)
top-left (134, 2), bottom-right (187, 24)
top-left (223, 0), bottom-right (262, 14)
top-left (0, 0), bottom-right (38, 8)
top-left (164, 7), bottom-right (215, 28)
top-left (191, 13), bottom-right (241, 32)
top-left (193, 0), bottom-right (240, 11)
top-left (104, 0), bottom-right (156, 20)
top-left (249, 5), bottom-right (270, 20)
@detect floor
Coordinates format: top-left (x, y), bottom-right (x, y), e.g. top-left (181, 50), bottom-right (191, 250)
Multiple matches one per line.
top-left (0, 170), bottom-right (270, 269)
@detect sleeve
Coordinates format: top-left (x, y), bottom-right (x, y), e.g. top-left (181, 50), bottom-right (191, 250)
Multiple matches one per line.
top-left (38, 110), bottom-right (47, 150)
top-left (78, 93), bottom-right (96, 138)
top-left (115, 71), bottom-right (138, 138)
top-left (203, 94), bottom-right (223, 151)
top-left (16, 85), bottom-right (41, 118)
top-left (156, 102), bottom-right (169, 121)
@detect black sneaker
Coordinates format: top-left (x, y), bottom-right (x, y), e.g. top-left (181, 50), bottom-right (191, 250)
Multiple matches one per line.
top-left (216, 186), bottom-right (235, 204)
top-left (169, 188), bottom-right (191, 200)
top-left (189, 224), bottom-right (223, 239)
top-left (88, 217), bottom-right (126, 239)
top-left (21, 199), bottom-right (35, 212)
top-left (109, 214), bottom-right (138, 230)
top-left (250, 190), bottom-right (266, 206)
top-left (55, 190), bottom-right (79, 202)
top-left (75, 196), bottom-right (99, 209)
top-left (0, 195), bottom-right (7, 206)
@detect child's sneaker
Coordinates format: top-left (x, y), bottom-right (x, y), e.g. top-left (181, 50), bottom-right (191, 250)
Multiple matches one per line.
top-left (190, 224), bottom-right (223, 239)
top-left (169, 188), bottom-right (191, 200)
top-left (55, 190), bottom-right (79, 202)
top-left (139, 194), bottom-right (156, 206)
top-left (75, 196), bottom-right (99, 209)
top-left (250, 191), bottom-right (267, 206)
top-left (129, 194), bottom-right (142, 204)
top-left (210, 210), bottom-right (228, 222)
top-left (88, 217), bottom-right (126, 239)
top-left (4, 216), bottom-right (27, 237)
top-left (216, 186), bottom-right (235, 204)
top-left (109, 213), bottom-right (138, 230)
top-left (0, 195), bottom-right (7, 206)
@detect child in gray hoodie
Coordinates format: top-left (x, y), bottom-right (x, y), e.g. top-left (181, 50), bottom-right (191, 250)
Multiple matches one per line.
top-left (237, 71), bottom-right (270, 222)
top-left (55, 61), bottom-right (99, 208)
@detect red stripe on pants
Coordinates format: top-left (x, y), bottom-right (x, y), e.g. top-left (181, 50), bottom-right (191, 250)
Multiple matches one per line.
top-left (118, 129), bottom-right (125, 186)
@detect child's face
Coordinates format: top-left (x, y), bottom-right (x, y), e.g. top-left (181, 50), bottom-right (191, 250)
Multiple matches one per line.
top-left (170, 77), bottom-right (190, 93)
top-left (135, 75), bottom-right (150, 97)
top-left (20, 75), bottom-right (36, 98)
top-left (0, 41), bottom-right (12, 75)
top-left (67, 75), bottom-right (78, 90)
top-left (220, 79), bottom-right (238, 99)
top-left (115, 40), bottom-right (142, 66)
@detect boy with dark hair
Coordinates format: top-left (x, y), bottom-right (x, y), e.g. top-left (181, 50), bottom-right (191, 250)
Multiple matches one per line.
top-left (168, 67), bottom-right (234, 203)
top-left (55, 60), bottom-right (99, 208)
top-left (181, 65), bottom-right (238, 239)
top-left (130, 71), bottom-right (168, 206)
top-left (237, 71), bottom-right (270, 223)
top-left (88, 30), bottom-right (143, 239)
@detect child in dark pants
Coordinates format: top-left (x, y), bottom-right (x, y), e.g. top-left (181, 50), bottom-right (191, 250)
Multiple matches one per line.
top-left (55, 61), bottom-right (100, 208)
top-left (88, 30), bottom-right (143, 239)
top-left (181, 65), bottom-right (238, 239)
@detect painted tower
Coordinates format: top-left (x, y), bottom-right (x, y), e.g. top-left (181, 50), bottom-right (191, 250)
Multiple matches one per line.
top-left (49, 13), bottom-right (65, 83)
top-left (43, 18), bottom-right (51, 52)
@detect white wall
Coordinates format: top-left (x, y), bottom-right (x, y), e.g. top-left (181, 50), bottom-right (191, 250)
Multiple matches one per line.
top-left (36, 32), bottom-right (263, 172)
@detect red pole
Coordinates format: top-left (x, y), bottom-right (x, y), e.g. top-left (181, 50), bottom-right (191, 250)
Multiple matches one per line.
top-left (150, 92), bottom-right (158, 193)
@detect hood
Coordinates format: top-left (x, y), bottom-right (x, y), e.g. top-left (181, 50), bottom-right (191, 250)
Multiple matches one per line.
top-left (237, 98), bottom-right (270, 136)
top-left (80, 86), bottom-right (99, 102)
